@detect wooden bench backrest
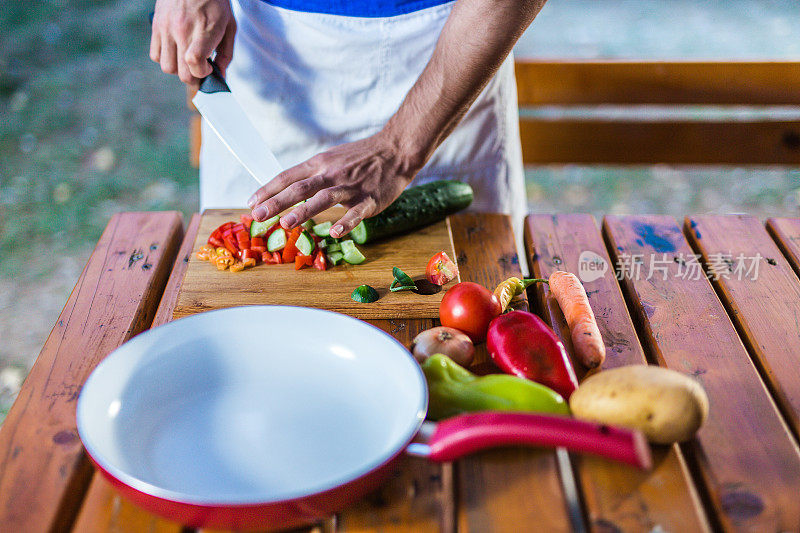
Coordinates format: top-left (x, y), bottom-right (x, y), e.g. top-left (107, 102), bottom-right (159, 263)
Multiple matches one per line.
top-left (515, 60), bottom-right (800, 165)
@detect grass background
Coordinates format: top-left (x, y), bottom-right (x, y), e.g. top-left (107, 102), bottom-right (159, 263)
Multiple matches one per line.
top-left (1, 0), bottom-right (799, 420)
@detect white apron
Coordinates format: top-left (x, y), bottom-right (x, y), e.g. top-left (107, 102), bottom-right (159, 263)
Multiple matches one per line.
top-left (199, 0), bottom-right (526, 231)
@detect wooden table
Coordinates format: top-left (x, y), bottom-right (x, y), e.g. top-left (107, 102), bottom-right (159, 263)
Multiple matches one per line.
top-left (1, 211), bottom-right (799, 533)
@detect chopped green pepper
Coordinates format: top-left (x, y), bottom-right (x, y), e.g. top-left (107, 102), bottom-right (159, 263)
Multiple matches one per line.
top-left (421, 353), bottom-right (570, 420)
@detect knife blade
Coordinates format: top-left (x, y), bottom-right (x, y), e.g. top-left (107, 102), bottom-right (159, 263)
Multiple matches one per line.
top-left (192, 60), bottom-right (283, 185)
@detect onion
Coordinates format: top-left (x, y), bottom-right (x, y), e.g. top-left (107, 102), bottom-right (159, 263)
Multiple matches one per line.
top-left (411, 326), bottom-right (475, 366)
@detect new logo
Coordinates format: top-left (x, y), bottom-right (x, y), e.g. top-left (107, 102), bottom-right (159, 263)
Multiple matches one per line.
top-left (578, 251), bottom-right (608, 283)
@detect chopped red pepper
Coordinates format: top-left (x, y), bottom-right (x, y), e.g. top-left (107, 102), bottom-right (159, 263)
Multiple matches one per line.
top-left (294, 253), bottom-right (313, 270)
top-left (313, 250), bottom-right (327, 271)
top-left (208, 236), bottom-right (224, 248)
top-left (232, 223), bottom-right (245, 234)
top-left (251, 236), bottom-right (265, 248)
top-left (251, 245), bottom-right (266, 253)
top-left (241, 248), bottom-right (260, 264)
top-left (282, 227), bottom-right (303, 263)
top-left (223, 236), bottom-right (239, 256)
top-left (240, 214), bottom-right (253, 231)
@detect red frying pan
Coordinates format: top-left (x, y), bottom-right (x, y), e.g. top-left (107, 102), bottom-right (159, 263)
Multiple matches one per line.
top-left (77, 306), bottom-right (650, 530)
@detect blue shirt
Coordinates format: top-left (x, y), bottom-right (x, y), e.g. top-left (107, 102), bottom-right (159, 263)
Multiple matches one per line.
top-left (262, 0), bottom-right (452, 18)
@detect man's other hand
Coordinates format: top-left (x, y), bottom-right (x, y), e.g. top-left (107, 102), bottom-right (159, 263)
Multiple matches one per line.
top-left (247, 132), bottom-right (424, 239)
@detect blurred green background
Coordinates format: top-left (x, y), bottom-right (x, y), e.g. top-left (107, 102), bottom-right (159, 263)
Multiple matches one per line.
top-left (1, 0), bottom-right (799, 421)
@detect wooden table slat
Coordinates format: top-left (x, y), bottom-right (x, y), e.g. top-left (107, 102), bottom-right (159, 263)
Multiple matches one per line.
top-left (0, 212), bottom-right (184, 533)
top-left (449, 213), bottom-right (575, 533)
top-left (524, 213), bottom-right (710, 533)
top-left (686, 215), bottom-right (800, 442)
top-left (603, 214), bottom-right (800, 532)
top-left (72, 214), bottom-right (203, 533)
top-left (335, 318), bottom-right (452, 533)
top-left (766, 217), bottom-right (800, 279)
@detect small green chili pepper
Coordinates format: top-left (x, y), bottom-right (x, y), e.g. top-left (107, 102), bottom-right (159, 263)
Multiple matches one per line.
top-left (421, 353), bottom-right (570, 420)
top-left (390, 266), bottom-right (416, 292)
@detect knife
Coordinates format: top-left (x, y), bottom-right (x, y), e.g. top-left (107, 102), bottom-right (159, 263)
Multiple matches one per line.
top-left (192, 60), bottom-right (283, 185)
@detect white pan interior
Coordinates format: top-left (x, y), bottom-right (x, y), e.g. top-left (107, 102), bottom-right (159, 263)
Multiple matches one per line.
top-left (77, 306), bottom-right (427, 504)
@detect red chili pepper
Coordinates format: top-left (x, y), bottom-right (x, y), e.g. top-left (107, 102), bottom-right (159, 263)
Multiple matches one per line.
top-left (313, 250), bottom-right (327, 271)
top-left (294, 253), bottom-right (313, 270)
top-left (486, 310), bottom-right (579, 399)
top-left (282, 227), bottom-right (302, 263)
top-left (240, 214), bottom-right (253, 231)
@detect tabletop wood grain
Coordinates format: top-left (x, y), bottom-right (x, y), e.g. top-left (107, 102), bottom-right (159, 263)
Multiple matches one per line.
top-left (3, 211), bottom-right (800, 533)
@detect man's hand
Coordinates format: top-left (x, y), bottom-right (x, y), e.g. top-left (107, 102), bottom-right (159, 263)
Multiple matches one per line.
top-left (247, 132), bottom-right (423, 238)
top-left (150, 0), bottom-right (236, 85)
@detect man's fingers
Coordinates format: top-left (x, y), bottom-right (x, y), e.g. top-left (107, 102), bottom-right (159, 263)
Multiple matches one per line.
top-left (185, 36), bottom-right (214, 79)
top-left (176, 42), bottom-right (196, 85)
top-left (149, 24), bottom-right (161, 63)
top-left (251, 175), bottom-right (327, 224)
top-left (331, 201), bottom-right (375, 238)
top-left (248, 160), bottom-right (317, 211)
top-left (160, 34), bottom-right (178, 74)
top-left (215, 19), bottom-right (237, 75)
top-left (281, 188), bottom-right (343, 230)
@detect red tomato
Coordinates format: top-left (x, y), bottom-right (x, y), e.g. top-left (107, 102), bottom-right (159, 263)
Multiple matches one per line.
top-left (426, 251), bottom-right (458, 285)
top-left (439, 282), bottom-right (501, 343)
top-left (313, 250), bottom-right (327, 271)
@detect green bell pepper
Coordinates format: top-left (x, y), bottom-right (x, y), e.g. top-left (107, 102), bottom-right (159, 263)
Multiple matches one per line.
top-left (421, 353), bottom-right (570, 420)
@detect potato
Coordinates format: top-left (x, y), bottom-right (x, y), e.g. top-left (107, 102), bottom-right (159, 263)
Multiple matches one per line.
top-left (569, 365), bottom-right (709, 444)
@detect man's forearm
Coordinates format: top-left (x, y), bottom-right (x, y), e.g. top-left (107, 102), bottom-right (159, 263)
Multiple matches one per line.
top-left (384, 0), bottom-right (546, 167)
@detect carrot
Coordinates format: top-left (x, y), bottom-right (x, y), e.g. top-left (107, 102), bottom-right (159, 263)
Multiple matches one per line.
top-left (548, 270), bottom-right (605, 369)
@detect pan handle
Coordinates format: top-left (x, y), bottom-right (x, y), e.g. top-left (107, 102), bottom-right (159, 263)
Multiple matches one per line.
top-left (408, 412), bottom-right (652, 470)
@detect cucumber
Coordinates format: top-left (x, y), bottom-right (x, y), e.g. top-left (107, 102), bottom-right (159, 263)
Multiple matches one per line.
top-left (266, 228), bottom-right (286, 252)
top-left (250, 214), bottom-right (280, 238)
top-left (301, 219), bottom-right (315, 232)
top-left (313, 221), bottom-right (332, 237)
top-left (340, 239), bottom-right (365, 265)
top-left (327, 251), bottom-right (345, 266)
top-left (326, 241), bottom-right (341, 253)
top-left (351, 180), bottom-right (473, 244)
top-left (295, 230), bottom-right (315, 256)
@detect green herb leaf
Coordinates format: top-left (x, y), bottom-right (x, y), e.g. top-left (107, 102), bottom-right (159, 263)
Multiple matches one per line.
top-left (351, 284), bottom-right (380, 303)
top-left (390, 267), bottom-right (416, 292)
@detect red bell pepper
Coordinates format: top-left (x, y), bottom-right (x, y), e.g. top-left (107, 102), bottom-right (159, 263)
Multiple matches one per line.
top-left (294, 253), bottom-right (313, 270)
top-left (240, 214), bottom-right (253, 231)
top-left (251, 236), bottom-right (265, 248)
top-left (486, 310), bottom-right (579, 399)
top-left (313, 250), bottom-right (327, 271)
top-left (241, 248), bottom-right (260, 264)
top-left (282, 227), bottom-right (302, 263)
top-left (223, 235), bottom-right (239, 256)
top-left (208, 235), bottom-right (224, 248)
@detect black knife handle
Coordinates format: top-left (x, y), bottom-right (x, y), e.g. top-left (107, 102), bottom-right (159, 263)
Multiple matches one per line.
top-left (198, 58), bottom-right (231, 94)
top-left (148, 11), bottom-right (230, 94)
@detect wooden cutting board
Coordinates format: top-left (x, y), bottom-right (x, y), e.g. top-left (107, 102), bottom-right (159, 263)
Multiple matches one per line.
top-left (172, 208), bottom-right (460, 319)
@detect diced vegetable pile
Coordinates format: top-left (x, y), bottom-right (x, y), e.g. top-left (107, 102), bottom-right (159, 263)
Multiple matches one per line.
top-left (197, 214), bottom-right (366, 272)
